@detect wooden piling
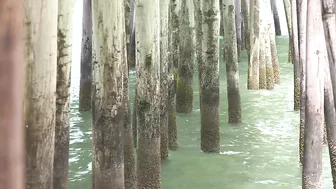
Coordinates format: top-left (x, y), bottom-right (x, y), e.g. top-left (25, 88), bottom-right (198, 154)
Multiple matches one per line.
top-left (0, 0), bottom-right (25, 188)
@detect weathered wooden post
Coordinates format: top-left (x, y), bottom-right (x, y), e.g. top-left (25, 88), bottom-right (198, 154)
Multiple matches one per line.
top-left (271, 0), bottom-right (281, 35)
top-left (302, 0), bottom-right (325, 187)
top-left (235, 0), bottom-right (242, 58)
top-left (176, 0), bottom-right (195, 113)
top-left (241, 0), bottom-right (251, 60)
top-left (297, 0), bottom-right (307, 166)
top-left (24, 0), bottom-right (58, 188)
top-left (0, 1), bottom-right (25, 189)
top-left (248, 0), bottom-right (260, 90)
top-left (322, 0), bottom-right (336, 186)
top-left (136, 0), bottom-right (162, 188)
top-left (160, 0), bottom-right (170, 160)
top-left (268, 0), bottom-right (280, 84)
top-left (224, 0), bottom-right (242, 123)
top-left (258, 1), bottom-right (267, 89)
top-left (283, 0), bottom-right (293, 63)
top-left (92, 0), bottom-right (126, 188)
top-left (53, 0), bottom-right (74, 188)
top-left (168, 0), bottom-right (179, 150)
top-left (199, 0), bottom-right (221, 152)
top-left (79, 0), bottom-right (92, 111)
top-left (291, 0), bottom-right (300, 111)
top-left (124, 1), bottom-right (137, 188)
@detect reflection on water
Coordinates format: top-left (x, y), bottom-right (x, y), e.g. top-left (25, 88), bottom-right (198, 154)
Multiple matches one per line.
top-left (68, 2), bottom-right (332, 188)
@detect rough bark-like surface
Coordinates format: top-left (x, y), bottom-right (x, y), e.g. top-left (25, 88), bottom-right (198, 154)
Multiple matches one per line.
top-left (168, 0), bottom-right (179, 151)
top-left (200, 0), bottom-right (220, 153)
top-left (79, 0), bottom-right (92, 111)
top-left (298, 0), bottom-right (307, 166)
top-left (324, 60), bottom-right (336, 189)
top-left (128, 0), bottom-right (136, 69)
top-left (322, 0), bottom-right (336, 186)
top-left (322, 0), bottom-right (336, 149)
top-left (265, 30), bottom-right (274, 90)
top-left (235, 0), bottom-right (242, 58)
top-left (53, 1), bottom-right (74, 189)
top-left (288, 43), bottom-right (293, 63)
top-left (258, 33), bottom-right (266, 89)
top-left (126, 0), bottom-right (136, 153)
top-left (222, 0), bottom-right (228, 61)
top-left (240, 8), bottom-right (245, 52)
top-left (270, 36), bottom-right (280, 84)
top-left (241, 21), bottom-right (245, 51)
top-left (224, 2), bottom-right (242, 123)
top-left (92, 0), bottom-right (125, 188)
top-left (124, 58), bottom-right (137, 189)
top-left (123, 3), bottom-right (137, 189)
top-left (283, 0), bottom-right (292, 63)
top-left (322, 0), bottom-right (336, 109)
top-left (132, 89), bottom-right (137, 148)
top-left (264, 0), bottom-right (275, 90)
top-left (176, 0), bottom-right (195, 113)
top-left (248, 0), bottom-right (260, 90)
top-left (258, 5), bottom-right (266, 89)
top-left (324, 124), bottom-right (328, 145)
top-left (194, 0), bottom-right (202, 103)
top-left (171, 0), bottom-right (180, 70)
top-left (91, 36), bottom-right (98, 189)
top-left (125, 0), bottom-right (131, 48)
top-left (160, 0), bottom-right (170, 160)
top-left (0, 1), bottom-right (24, 188)
top-left (302, 0), bottom-right (325, 188)
top-left (130, 0), bottom-right (136, 143)
top-left (136, 0), bottom-right (162, 188)
top-left (268, 1), bottom-right (280, 84)
top-left (24, 0), bottom-right (58, 188)
top-left (220, 0), bottom-right (225, 36)
top-left (241, 0), bottom-right (250, 59)
top-left (271, 0), bottom-right (281, 35)
top-left (291, 0), bottom-right (300, 111)
top-left (168, 93), bottom-right (178, 150)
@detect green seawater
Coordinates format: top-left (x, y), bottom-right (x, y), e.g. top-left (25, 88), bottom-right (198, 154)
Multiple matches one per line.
top-left (68, 37), bottom-right (332, 189)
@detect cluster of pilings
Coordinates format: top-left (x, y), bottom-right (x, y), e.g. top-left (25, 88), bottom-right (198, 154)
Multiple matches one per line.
top-left (291, 0), bottom-right (336, 188)
top-left (0, 0), bottom-right (280, 188)
top-left (245, 0), bottom-right (280, 90)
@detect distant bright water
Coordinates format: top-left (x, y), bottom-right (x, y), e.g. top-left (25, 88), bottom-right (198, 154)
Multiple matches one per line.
top-left (69, 1), bottom-right (332, 188)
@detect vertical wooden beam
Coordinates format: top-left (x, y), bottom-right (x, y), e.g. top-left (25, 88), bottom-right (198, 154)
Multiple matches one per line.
top-left (302, 0), bottom-right (325, 187)
top-left (291, 0), bottom-right (300, 111)
top-left (0, 1), bottom-right (25, 189)
top-left (79, 0), bottom-right (92, 111)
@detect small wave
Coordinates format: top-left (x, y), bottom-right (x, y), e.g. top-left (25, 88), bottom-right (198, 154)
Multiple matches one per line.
top-left (220, 151), bottom-right (242, 155)
top-left (255, 180), bottom-right (278, 184)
